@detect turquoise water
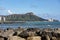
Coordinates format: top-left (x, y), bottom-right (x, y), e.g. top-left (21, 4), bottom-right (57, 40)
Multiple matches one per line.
top-left (0, 21), bottom-right (60, 29)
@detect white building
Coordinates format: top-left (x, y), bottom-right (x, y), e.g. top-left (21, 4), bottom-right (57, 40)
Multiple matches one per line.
top-left (0, 16), bottom-right (2, 21)
top-left (3, 17), bottom-right (6, 21)
top-left (0, 16), bottom-right (6, 22)
top-left (48, 18), bottom-right (53, 22)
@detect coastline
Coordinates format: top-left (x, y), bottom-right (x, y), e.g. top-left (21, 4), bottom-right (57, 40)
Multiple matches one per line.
top-left (0, 27), bottom-right (60, 40)
top-left (0, 21), bottom-right (59, 24)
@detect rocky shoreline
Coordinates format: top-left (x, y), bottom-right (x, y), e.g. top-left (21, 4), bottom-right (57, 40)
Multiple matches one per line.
top-left (0, 27), bottom-right (60, 40)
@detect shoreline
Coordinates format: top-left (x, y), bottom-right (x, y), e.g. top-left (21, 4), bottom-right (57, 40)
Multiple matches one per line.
top-left (0, 27), bottom-right (60, 40)
top-left (0, 21), bottom-right (59, 24)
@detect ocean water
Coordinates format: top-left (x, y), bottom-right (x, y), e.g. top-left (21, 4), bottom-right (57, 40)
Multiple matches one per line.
top-left (0, 21), bottom-right (60, 29)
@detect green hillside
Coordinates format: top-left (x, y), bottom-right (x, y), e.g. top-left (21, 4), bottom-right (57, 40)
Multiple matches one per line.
top-left (5, 12), bottom-right (47, 21)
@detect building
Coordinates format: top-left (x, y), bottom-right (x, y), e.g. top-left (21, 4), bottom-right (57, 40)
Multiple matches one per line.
top-left (48, 18), bottom-right (59, 22)
top-left (3, 17), bottom-right (6, 21)
top-left (0, 16), bottom-right (6, 22)
top-left (48, 18), bottom-right (53, 22)
top-left (0, 16), bottom-right (2, 21)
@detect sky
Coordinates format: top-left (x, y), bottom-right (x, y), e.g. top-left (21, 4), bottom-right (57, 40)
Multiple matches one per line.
top-left (0, 0), bottom-right (60, 20)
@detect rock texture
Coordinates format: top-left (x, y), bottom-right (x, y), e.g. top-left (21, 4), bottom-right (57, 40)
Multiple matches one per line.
top-left (0, 28), bottom-right (60, 40)
top-left (8, 36), bottom-right (26, 40)
top-left (27, 36), bottom-right (41, 40)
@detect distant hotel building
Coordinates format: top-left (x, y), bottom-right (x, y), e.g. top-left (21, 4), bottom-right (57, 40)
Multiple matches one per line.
top-left (48, 18), bottom-right (59, 22)
top-left (48, 18), bottom-right (53, 22)
top-left (0, 16), bottom-right (6, 22)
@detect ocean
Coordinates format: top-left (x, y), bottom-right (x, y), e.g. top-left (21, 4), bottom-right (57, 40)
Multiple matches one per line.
top-left (0, 21), bottom-right (60, 29)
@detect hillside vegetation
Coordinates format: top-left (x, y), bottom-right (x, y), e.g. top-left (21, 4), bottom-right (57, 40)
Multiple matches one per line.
top-left (5, 12), bottom-right (47, 21)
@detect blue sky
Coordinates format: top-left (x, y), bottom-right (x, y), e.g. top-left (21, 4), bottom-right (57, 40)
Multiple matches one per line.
top-left (0, 0), bottom-right (60, 20)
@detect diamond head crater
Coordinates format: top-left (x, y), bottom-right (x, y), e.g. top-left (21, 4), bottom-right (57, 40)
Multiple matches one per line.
top-left (0, 12), bottom-right (59, 24)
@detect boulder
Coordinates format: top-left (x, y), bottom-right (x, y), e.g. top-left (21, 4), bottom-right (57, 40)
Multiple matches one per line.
top-left (0, 36), bottom-right (4, 40)
top-left (8, 36), bottom-right (26, 40)
top-left (51, 37), bottom-right (57, 40)
top-left (51, 32), bottom-right (60, 37)
top-left (41, 35), bottom-right (50, 40)
top-left (0, 36), bottom-right (8, 40)
top-left (27, 36), bottom-right (41, 40)
top-left (46, 35), bottom-right (50, 40)
top-left (18, 31), bottom-right (29, 38)
top-left (26, 28), bottom-right (40, 32)
top-left (56, 37), bottom-right (60, 40)
top-left (14, 27), bottom-right (25, 35)
top-left (1, 29), bottom-right (14, 37)
top-left (27, 31), bottom-right (37, 37)
top-left (18, 30), bottom-right (37, 38)
top-left (43, 28), bottom-right (53, 32)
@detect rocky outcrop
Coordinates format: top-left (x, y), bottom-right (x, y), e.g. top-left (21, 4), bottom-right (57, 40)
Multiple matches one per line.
top-left (13, 27), bottom-right (25, 36)
top-left (51, 37), bottom-right (57, 40)
top-left (0, 28), bottom-right (60, 40)
top-left (27, 36), bottom-right (41, 40)
top-left (41, 35), bottom-right (50, 40)
top-left (1, 29), bottom-right (14, 37)
top-left (8, 36), bottom-right (26, 40)
top-left (0, 36), bottom-right (4, 40)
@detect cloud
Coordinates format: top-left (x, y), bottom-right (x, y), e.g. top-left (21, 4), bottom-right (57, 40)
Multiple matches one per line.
top-left (8, 10), bottom-right (13, 14)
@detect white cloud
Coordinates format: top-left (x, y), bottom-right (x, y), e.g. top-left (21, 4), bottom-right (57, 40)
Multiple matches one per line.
top-left (8, 10), bottom-right (13, 14)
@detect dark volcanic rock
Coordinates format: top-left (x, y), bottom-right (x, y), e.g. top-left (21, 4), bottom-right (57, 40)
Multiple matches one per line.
top-left (41, 35), bottom-right (50, 40)
top-left (26, 28), bottom-right (40, 32)
top-left (18, 28), bottom-right (40, 38)
top-left (50, 37), bottom-right (57, 40)
top-left (18, 31), bottom-right (29, 38)
top-left (0, 36), bottom-right (8, 40)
